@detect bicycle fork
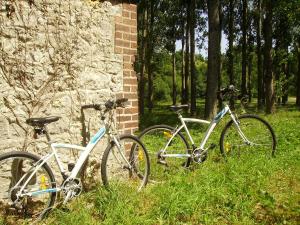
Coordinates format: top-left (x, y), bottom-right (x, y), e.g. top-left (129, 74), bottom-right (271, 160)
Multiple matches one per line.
top-left (229, 110), bottom-right (251, 145)
top-left (111, 136), bottom-right (133, 170)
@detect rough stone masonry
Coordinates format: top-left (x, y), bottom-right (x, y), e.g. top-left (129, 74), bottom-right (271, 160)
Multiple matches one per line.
top-left (0, 0), bottom-right (139, 179)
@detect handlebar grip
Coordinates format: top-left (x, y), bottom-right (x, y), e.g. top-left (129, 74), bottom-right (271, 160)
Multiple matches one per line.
top-left (116, 98), bottom-right (128, 108)
top-left (82, 99), bottom-right (128, 111)
top-left (81, 104), bottom-right (95, 110)
top-left (217, 85), bottom-right (240, 101)
top-left (116, 98), bottom-right (128, 105)
top-left (81, 104), bottom-right (101, 110)
top-left (93, 104), bottom-right (101, 110)
top-left (228, 85), bottom-right (235, 91)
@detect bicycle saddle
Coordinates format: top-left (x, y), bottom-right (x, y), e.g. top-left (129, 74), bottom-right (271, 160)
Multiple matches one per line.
top-left (169, 104), bottom-right (189, 112)
top-left (26, 116), bottom-right (61, 127)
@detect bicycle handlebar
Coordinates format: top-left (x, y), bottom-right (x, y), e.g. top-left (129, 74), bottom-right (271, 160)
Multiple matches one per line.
top-left (217, 85), bottom-right (241, 101)
top-left (81, 98), bottom-right (128, 111)
top-left (81, 104), bottom-right (101, 110)
top-left (105, 98), bottom-right (128, 110)
top-left (218, 85), bottom-right (239, 95)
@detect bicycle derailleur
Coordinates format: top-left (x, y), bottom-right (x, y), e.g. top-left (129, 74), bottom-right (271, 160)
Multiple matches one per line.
top-left (157, 150), bottom-right (168, 166)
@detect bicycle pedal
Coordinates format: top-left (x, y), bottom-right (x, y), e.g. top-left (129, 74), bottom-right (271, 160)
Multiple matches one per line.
top-left (157, 159), bottom-right (168, 166)
top-left (60, 206), bottom-right (70, 213)
top-left (181, 162), bottom-right (190, 168)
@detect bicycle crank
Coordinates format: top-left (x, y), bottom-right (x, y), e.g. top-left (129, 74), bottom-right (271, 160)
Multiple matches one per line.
top-left (192, 149), bottom-right (208, 163)
top-left (62, 178), bottom-right (82, 203)
top-left (192, 144), bottom-right (216, 163)
top-left (157, 150), bottom-right (168, 166)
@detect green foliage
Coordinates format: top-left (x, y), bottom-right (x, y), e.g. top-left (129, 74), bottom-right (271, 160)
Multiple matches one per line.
top-left (195, 55), bottom-right (207, 97)
top-left (147, 51), bottom-right (208, 102)
top-left (137, 0), bottom-right (299, 112)
top-left (153, 76), bottom-right (171, 101)
top-left (44, 101), bottom-right (300, 225)
top-left (275, 73), bottom-right (288, 97)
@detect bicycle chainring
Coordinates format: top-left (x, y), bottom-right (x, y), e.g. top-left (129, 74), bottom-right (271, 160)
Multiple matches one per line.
top-left (62, 178), bottom-right (82, 199)
top-left (192, 149), bottom-right (207, 164)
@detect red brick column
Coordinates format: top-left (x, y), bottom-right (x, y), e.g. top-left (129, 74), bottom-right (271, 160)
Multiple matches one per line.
top-left (115, 3), bottom-right (138, 134)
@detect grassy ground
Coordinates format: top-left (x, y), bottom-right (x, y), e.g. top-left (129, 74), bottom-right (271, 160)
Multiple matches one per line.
top-left (3, 100), bottom-right (300, 224)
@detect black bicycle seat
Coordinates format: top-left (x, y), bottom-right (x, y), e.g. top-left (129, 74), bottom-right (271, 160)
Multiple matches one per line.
top-left (26, 116), bottom-right (61, 127)
top-left (169, 104), bottom-right (189, 112)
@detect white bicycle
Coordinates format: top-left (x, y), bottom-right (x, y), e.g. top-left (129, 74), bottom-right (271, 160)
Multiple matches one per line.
top-left (0, 98), bottom-right (150, 220)
top-left (139, 86), bottom-right (276, 180)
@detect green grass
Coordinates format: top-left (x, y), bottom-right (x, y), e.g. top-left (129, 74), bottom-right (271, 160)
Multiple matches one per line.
top-left (3, 101), bottom-right (300, 224)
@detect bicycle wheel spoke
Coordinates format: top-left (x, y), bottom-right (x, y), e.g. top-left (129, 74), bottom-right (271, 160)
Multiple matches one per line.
top-left (138, 125), bottom-right (190, 182)
top-left (221, 115), bottom-right (276, 158)
top-left (0, 153), bottom-right (56, 220)
top-left (101, 135), bottom-right (149, 191)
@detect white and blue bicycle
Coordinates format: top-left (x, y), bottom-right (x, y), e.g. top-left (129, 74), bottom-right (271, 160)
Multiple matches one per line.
top-left (0, 98), bottom-right (150, 219)
top-left (139, 86), bottom-right (276, 180)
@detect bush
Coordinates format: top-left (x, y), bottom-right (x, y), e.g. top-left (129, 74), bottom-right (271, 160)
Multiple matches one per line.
top-left (153, 76), bottom-right (171, 101)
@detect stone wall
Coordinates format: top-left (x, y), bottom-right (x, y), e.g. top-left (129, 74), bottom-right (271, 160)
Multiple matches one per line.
top-left (0, 0), bottom-right (138, 176)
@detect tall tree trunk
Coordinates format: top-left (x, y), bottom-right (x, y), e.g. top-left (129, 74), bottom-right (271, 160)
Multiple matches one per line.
top-left (190, 0), bottom-right (196, 115)
top-left (241, 0), bottom-right (248, 96)
top-left (227, 0), bottom-right (234, 85)
top-left (264, 0), bottom-right (275, 114)
top-left (147, 1), bottom-right (154, 111)
top-left (296, 38), bottom-right (300, 106)
top-left (184, 0), bottom-right (190, 104)
top-left (218, 57), bottom-right (223, 109)
top-left (218, 0), bottom-right (223, 109)
top-left (227, 0), bottom-right (235, 109)
top-left (248, 34), bottom-right (253, 102)
top-left (172, 40), bottom-right (177, 105)
top-left (257, 0), bottom-right (263, 109)
top-left (262, 60), bottom-right (266, 105)
top-left (138, 3), bottom-right (146, 115)
top-left (248, 53), bottom-right (252, 102)
top-left (181, 11), bottom-right (186, 104)
top-left (205, 0), bottom-right (221, 119)
top-left (273, 43), bottom-right (281, 104)
top-left (282, 56), bottom-right (289, 105)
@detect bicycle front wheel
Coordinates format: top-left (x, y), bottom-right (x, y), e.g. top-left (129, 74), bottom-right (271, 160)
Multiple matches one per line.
top-left (101, 135), bottom-right (150, 191)
top-left (0, 151), bottom-right (56, 220)
top-left (138, 125), bottom-right (190, 181)
top-left (220, 114), bottom-right (276, 158)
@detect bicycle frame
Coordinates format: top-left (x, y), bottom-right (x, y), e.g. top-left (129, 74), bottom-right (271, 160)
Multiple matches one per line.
top-left (161, 104), bottom-right (250, 158)
top-left (16, 125), bottom-right (131, 199)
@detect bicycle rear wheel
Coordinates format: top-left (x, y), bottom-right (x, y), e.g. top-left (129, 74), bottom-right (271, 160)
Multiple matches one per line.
top-left (0, 151), bottom-right (56, 220)
top-left (138, 125), bottom-right (190, 181)
top-left (101, 135), bottom-right (150, 191)
top-left (220, 114), bottom-right (276, 158)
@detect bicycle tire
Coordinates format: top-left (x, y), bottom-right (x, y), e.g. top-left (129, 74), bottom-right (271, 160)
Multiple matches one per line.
top-left (0, 151), bottom-right (56, 219)
top-left (138, 125), bottom-right (191, 181)
top-left (101, 135), bottom-right (150, 191)
top-left (220, 114), bottom-right (276, 158)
